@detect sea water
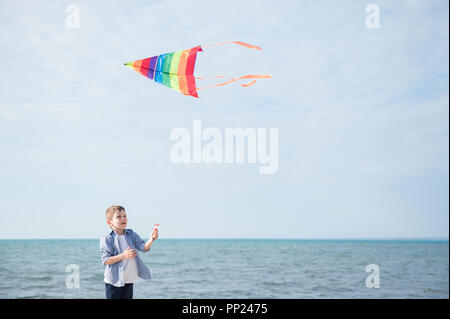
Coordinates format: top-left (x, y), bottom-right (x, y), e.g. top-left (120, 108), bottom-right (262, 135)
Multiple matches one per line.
top-left (0, 239), bottom-right (448, 299)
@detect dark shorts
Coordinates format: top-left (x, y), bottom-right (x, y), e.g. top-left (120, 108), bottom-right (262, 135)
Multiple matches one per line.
top-left (105, 283), bottom-right (134, 299)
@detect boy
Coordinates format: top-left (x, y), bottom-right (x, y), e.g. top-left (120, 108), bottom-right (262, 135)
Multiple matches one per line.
top-left (100, 205), bottom-right (159, 299)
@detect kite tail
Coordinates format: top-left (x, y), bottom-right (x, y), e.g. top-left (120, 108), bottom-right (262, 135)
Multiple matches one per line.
top-left (197, 41), bottom-right (269, 91)
top-left (202, 41), bottom-right (262, 50)
top-left (196, 74), bottom-right (271, 90)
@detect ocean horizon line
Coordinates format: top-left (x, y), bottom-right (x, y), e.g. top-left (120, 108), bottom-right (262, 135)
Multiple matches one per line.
top-left (0, 237), bottom-right (448, 241)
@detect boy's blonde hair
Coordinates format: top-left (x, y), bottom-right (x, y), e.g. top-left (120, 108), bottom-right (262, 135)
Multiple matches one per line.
top-left (106, 205), bottom-right (125, 222)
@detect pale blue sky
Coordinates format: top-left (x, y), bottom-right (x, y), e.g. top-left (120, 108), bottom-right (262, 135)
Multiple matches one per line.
top-left (0, 0), bottom-right (448, 239)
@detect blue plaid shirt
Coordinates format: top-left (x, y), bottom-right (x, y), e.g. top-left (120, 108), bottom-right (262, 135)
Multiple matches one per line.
top-left (100, 229), bottom-right (151, 287)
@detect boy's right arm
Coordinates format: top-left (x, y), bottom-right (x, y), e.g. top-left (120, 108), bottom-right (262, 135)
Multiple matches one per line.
top-left (100, 236), bottom-right (137, 265)
top-left (104, 253), bottom-right (124, 265)
top-left (103, 247), bottom-right (137, 265)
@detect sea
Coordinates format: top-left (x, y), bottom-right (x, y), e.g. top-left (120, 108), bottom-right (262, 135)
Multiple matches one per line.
top-left (0, 239), bottom-right (448, 299)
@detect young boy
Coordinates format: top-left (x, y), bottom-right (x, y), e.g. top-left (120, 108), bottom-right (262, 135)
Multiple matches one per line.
top-left (99, 205), bottom-right (159, 299)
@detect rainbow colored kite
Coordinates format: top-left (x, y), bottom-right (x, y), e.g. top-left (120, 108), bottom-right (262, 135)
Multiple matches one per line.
top-left (124, 41), bottom-right (271, 98)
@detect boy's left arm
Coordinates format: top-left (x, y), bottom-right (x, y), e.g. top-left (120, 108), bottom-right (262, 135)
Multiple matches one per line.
top-left (133, 230), bottom-right (158, 252)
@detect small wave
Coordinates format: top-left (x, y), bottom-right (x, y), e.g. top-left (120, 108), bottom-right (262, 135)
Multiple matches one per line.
top-left (23, 276), bottom-right (53, 282)
top-left (18, 296), bottom-right (41, 299)
top-left (424, 288), bottom-right (445, 294)
top-left (26, 284), bottom-right (55, 290)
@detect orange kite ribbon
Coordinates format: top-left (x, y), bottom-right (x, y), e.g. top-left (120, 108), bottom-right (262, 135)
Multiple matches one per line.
top-left (197, 41), bottom-right (271, 91)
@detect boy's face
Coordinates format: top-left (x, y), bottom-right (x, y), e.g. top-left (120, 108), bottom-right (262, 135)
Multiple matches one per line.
top-left (108, 210), bottom-right (127, 231)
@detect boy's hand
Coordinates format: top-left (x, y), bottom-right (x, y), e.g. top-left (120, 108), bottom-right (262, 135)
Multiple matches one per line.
top-left (121, 246), bottom-right (137, 260)
top-left (151, 228), bottom-right (159, 241)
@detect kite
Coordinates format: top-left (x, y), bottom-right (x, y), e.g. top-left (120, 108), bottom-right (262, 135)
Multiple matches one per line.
top-left (124, 41), bottom-right (271, 98)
